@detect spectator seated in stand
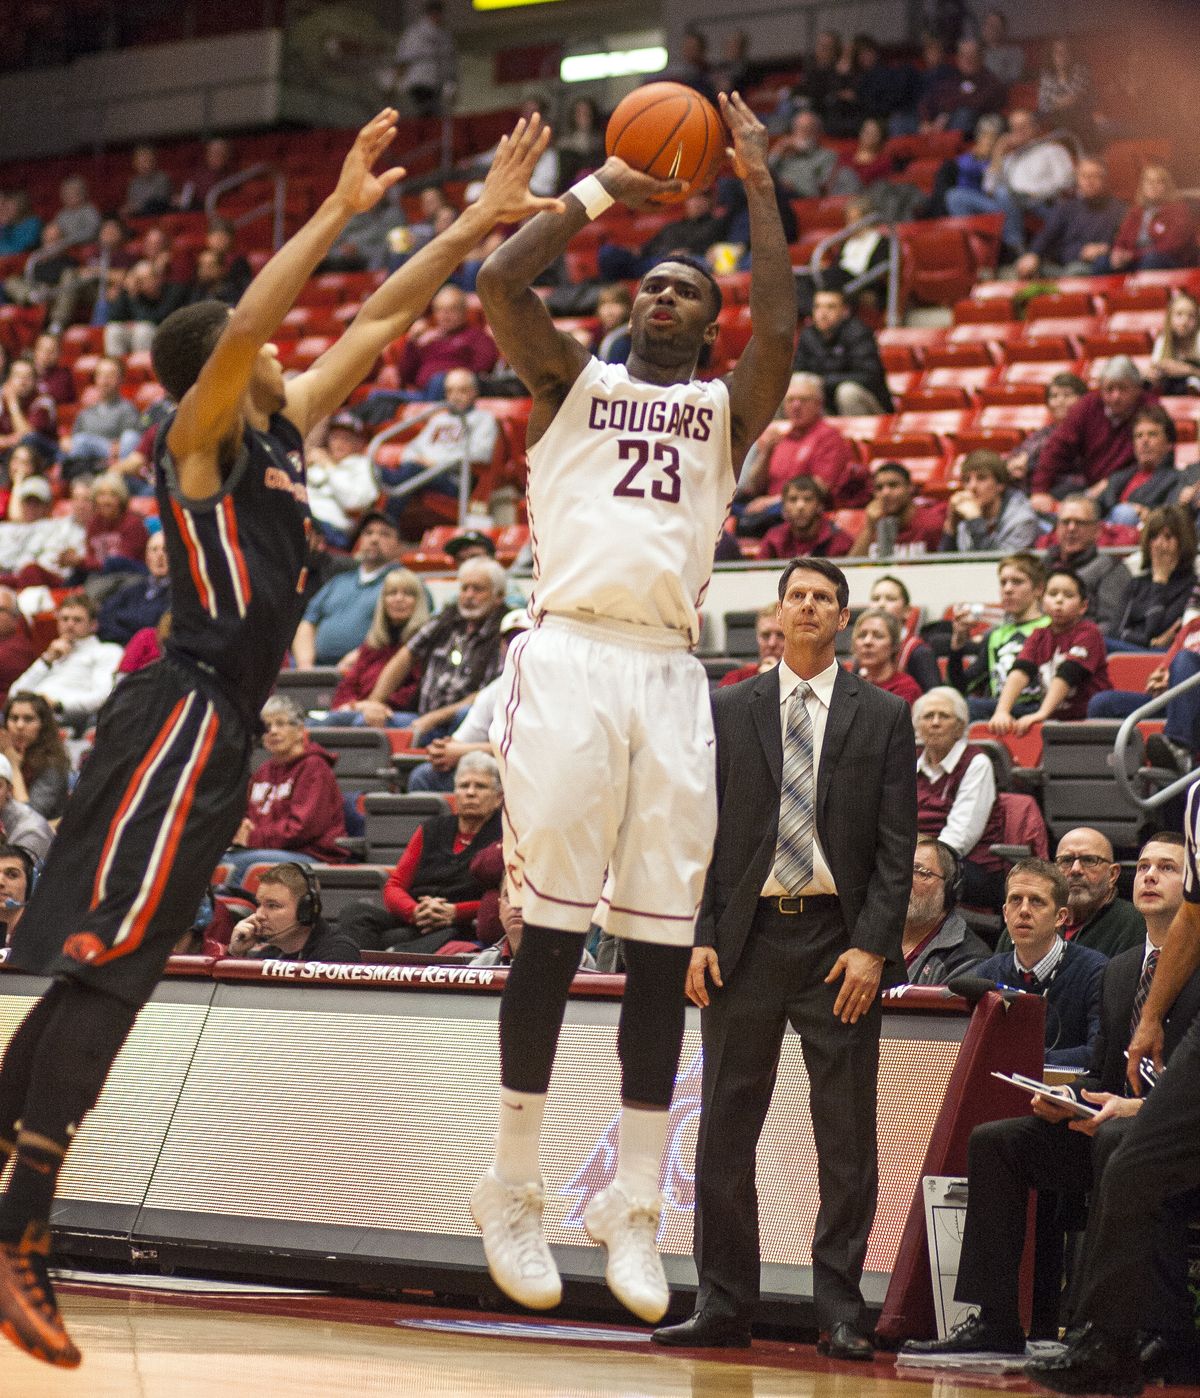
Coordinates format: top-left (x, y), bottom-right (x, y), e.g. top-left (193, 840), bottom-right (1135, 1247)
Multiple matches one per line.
top-left (792, 285), bottom-right (894, 417)
top-left (0, 589), bottom-right (36, 706)
top-left (291, 512), bottom-right (402, 667)
top-left (718, 603), bottom-right (785, 688)
top-left (380, 369), bottom-right (499, 529)
top-left (469, 870), bottom-right (601, 970)
top-left (62, 357), bottom-right (142, 476)
top-left (0, 752), bottom-right (52, 864)
top-left (919, 37), bottom-right (1007, 135)
top-left (556, 97), bottom-right (605, 185)
top-left (98, 530), bottom-right (170, 646)
top-left (120, 143), bottom-right (173, 218)
top-left (9, 591), bottom-right (121, 733)
top-left (1005, 372), bottom-right (1086, 493)
top-left (596, 189), bottom-right (729, 282)
top-left (405, 607), bottom-right (530, 792)
top-left (923, 113), bottom-right (1004, 219)
top-left (346, 555), bottom-right (508, 743)
top-left (945, 108), bottom-right (1075, 259)
top-left (900, 837), bottom-right (1191, 1366)
top-left (766, 29), bottom-right (844, 137)
top-left (201, 219), bottom-right (252, 301)
top-left (757, 474), bottom-right (853, 560)
top-left (0, 477), bottom-right (85, 588)
top-left (592, 284), bottom-right (632, 365)
top-left (1036, 37), bottom-right (1095, 145)
top-left (316, 567), bottom-right (430, 722)
top-left (767, 111), bottom-right (840, 199)
top-left (903, 837), bottom-right (992, 985)
top-left (995, 826), bottom-right (1145, 962)
top-left (178, 137), bottom-right (236, 213)
top-left (0, 360), bottom-right (57, 463)
top-left (1102, 408), bottom-right (1200, 526)
top-left (734, 372), bottom-right (866, 535)
top-left (117, 607), bottom-right (171, 678)
top-left (179, 247), bottom-right (244, 309)
top-left (318, 189), bottom-right (406, 275)
top-left (304, 409), bottom-right (379, 549)
top-left (1039, 494), bottom-right (1133, 633)
top-left (980, 8), bottom-right (1024, 87)
top-left (339, 751), bottom-right (504, 954)
top-left (1, 220), bottom-right (79, 319)
top-left (220, 697), bottom-right (349, 894)
top-left (949, 551), bottom-right (1050, 721)
top-left (869, 573), bottom-right (940, 691)
top-left (102, 258), bottom-right (185, 359)
top-left (974, 859), bottom-right (1106, 1069)
top-left (942, 450), bottom-right (1041, 554)
top-left (1105, 505), bottom-right (1196, 652)
top-left (989, 567), bottom-right (1111, 737)
top-left (367, 284), bottom-right (498, 408)
top-left (1148, 290), bottom-right (1200, 397)
top-left (77, 473), bottom-right (149, 574)
top-left (1013, 158), bottom-right (1126, 280)
top-left (0, 191), bottom-right (41, 257)
top-left (226, 863), bottom-right (360, 965)
top-left (0, 843), bottom-right (34, 949)
top-left (1092, 164), bottom-right (1199, 274)
top-left (49, 175), bottom-right (100, 249)
top-left (0, 691), bottom-right (69, 821)
top-left (29, 332), bottom-right (74, 407)
top-left (48, 215), bottom-right (137, 335)
top-left (915, 686), bottom-right (1006, 908)
top-left (392, 0), bottom-right (459, 119)
top-left (850, 605), bottom-right (922, 706)
top-left (847, 460), bottom-right (946, 559)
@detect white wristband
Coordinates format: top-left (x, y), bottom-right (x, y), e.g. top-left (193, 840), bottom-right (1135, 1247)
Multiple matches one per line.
top-left (569, 174), bottom-right (615, 221)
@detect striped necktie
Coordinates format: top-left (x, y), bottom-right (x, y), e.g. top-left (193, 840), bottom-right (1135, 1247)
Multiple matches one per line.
top-left (773, 681), bottom-right (815, 895)
top-left (1130, 949), bottom-right (1159, 1041)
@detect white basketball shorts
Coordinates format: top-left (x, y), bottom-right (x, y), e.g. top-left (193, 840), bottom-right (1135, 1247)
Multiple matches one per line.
top-left (489, 615), bottom-right (717, 945)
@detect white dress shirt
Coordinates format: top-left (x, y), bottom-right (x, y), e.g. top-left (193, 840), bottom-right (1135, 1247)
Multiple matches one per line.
top-left (761, 657), bottom-right (839, 897)
top-left (11, 634), bottom-right (122, 718)
top-left (917, 737), bottom-right (997, 859)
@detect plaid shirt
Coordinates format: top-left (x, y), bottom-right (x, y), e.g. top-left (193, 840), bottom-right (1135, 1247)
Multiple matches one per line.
top-left (408, 603), bottom-right (504, 714)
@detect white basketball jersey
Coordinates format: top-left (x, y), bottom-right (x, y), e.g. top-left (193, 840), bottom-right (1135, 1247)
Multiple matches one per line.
top-left (526, 358), bottom-right (734, 644)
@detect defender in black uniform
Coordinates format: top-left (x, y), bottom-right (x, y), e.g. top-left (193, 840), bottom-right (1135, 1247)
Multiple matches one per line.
top-left (0, 109), bottom-right (559, 1368)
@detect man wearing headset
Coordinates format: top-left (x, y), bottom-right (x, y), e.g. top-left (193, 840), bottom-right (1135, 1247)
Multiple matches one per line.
top-left (0, 844), bottom-right (34, 949)
top-left (902, 837), bottom-right (992, 985)
top-left (228, 863), bottom-right (360, 964)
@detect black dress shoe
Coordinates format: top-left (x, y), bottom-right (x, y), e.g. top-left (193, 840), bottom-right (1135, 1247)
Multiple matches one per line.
top-left (1025, 1324), bottom-right (1143, 1396)
top-left (902, 1312), bottom-right (1025, 1357)
top-left (816, 1322), bottom-right (875, 1361)
top-left (651, 1311), bottom-right (751, 1348)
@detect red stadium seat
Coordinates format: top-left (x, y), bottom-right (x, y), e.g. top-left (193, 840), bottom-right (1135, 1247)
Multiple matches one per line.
top-left (835, 414), bottom-right (893, 440)
top-left (896, 386), bottom-right (972, 412)
top-left (894, 409), bottom-right (971, 436)
top-left (880, 343), bottom-right (920, 373)
top-left (1002, 360), bottom-right (1083, 385)
top-left (877, 327), bottom-right (947, 357)
top-left (977, 383), bottom-right (1049, 408)
top-left (953, 295), bottom-right (1015, 324)
top-left (925, 341), bottom-right (996, 370)
top-left (947, 322), bottom-right (1021, 349)
top-left (950, 427), bottom-right (1024, 454)
top-left (1024, 291), bottom-right (1096, 320)
top-left (1105, 309), bottom-right (1167, 336)
top-left (1080, 331), bottom-right (1153, 358)
top-left (1104, 288), bottom-right (1170, 314)
top-left (979, 403), bottom-right (1050, 432)
top-left (1021, 317), bottom-right (1101, 346)
top-left (1004, 336), bottom-right (1078, 363)
top-left (922, 366), bottom-right (998, 392)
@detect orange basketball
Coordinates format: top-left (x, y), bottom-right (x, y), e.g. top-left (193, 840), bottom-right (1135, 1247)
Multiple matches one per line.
top-left (605, 82), bottom-right (725, 203)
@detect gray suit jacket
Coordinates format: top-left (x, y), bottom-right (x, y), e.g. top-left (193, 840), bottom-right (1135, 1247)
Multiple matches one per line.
top-left (697, 664), bottom-right (918, 987)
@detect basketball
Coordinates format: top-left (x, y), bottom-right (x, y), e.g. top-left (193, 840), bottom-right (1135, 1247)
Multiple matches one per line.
top-left (605, 82), bottom-right (725, 202)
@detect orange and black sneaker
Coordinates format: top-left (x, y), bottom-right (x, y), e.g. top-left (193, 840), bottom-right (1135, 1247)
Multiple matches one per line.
top-left (0, 1223), bottom-right (81, 1368)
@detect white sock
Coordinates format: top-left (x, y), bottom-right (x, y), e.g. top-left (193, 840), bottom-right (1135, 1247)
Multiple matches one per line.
top-left (493, 1087), bottom-right (546, 1185)
top-left (615, 1106), bottom-right (668, 1202)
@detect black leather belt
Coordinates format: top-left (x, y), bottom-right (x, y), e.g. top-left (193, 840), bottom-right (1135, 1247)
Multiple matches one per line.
top-left (758, 894), bottom-right (841, 915)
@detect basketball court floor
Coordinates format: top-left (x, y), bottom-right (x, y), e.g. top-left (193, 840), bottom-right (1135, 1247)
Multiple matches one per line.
top-left (4, 1280), bottom-right (1199, 1398)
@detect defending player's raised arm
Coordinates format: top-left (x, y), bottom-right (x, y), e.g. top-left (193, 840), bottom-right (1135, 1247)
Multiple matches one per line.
top-left (285, 116), bottom-right (565, 437)
top-left (720, 93), bottom-right (797, 468)
top-left (476, 157), bottom-right (682, 433)
top-left (168, 110), bottom-right (405, 487)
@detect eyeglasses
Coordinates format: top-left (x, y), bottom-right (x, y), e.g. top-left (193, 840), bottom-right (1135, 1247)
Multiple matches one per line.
top-left (1054, 854), bottom-right (1109, 871)
top-left (912, 866), bottom-right (946, 883)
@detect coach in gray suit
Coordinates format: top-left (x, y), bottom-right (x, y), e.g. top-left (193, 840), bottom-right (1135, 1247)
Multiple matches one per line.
top-left (654, 556), bottom-right (917, 1357)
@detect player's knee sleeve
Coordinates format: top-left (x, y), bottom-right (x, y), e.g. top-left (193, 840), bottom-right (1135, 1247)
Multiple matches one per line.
top-left (617, 941), bottom-right (691, 1107)
top-left (22, 983), bottom-right (139, 1144)
top-left (498, 923), bottom-right (587, 1095)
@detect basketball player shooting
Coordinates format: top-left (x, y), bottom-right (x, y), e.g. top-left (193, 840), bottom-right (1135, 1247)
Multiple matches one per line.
top-left (0, 111), bottom-right (559, 1369)
top-left (471, 91), bottom-right (795, 1322)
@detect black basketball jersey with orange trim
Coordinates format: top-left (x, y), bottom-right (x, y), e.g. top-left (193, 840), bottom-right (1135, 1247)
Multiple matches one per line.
top-left (154, 410), bottom-right (311, 716)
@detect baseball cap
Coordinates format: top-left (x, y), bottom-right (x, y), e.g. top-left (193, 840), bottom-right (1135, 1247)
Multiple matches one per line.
top-left (445, 529), bottom-right (496, 559)
top-left (15, 478), bottom-right (52, 503)
top-left (0, 755), bottom-right (13, 784)
top-left (329, 410), bottom-right (367, 434)
top-left (499, 608), bottom-right (532, 635)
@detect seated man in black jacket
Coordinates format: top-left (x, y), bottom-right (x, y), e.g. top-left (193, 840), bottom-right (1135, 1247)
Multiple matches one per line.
top-left (97, 531), bottom-right (170, 645)
top-left (974, 858), bottom-right (1106, 1068)
top-left (905, 835), bottom-right (1200, 1371)
top-left (792, 286), bottom-right (893, 416)
top-left (227, 863), bottom-right (361, 964)
top-left (903, 838), bottom-right (991, 985)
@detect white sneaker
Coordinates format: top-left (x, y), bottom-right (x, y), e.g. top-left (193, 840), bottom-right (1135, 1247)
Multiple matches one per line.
top-left (583, 1182), bottom-right (669, 1323)
top-left (470, 1168), bottom-right (562, 1311)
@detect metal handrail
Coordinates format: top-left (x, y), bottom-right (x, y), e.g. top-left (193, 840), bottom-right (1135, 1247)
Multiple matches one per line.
top-left (205, 163), bottom-right (287, 251)
top-left (1113, 671), bottom-right (1200, 810)
top-left (807, 215), bottom-right (901, 327)
top-left (368, 402), bottom-right (474, 528)
top-left (23, 231), bottom-right (92, 278)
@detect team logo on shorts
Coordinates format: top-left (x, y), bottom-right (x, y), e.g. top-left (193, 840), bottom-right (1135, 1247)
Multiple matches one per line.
top-left (62, 933), bottom-right (107, 964)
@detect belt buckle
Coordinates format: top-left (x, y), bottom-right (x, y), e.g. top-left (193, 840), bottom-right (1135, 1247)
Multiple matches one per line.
top-left (776, 895), bottom-right (802, 915)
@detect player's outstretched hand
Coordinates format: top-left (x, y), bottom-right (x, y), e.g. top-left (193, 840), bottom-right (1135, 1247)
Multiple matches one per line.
top-left (719, 91), bottom-right (769, 181)
top-left (332, 108), bottom-right (407, 215)
top-left (475, 115), bottom-right (567, 224)
top-left (596, 156), bottom-right (685, 210)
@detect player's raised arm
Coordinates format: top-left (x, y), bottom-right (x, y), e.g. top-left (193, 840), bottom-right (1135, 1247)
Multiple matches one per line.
top-left (285, 115), bottom-right (565, 437)
top-left (720, 92), bottom-right (796, 467)
top-left (476, 157), bottom-right (682, 439)
top-left (167, 109), bottom-right (405, 491)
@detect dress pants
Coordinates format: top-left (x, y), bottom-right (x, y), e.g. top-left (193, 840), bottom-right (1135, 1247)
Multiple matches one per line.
top-left (694, 901), bottom-right (881, 1331)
